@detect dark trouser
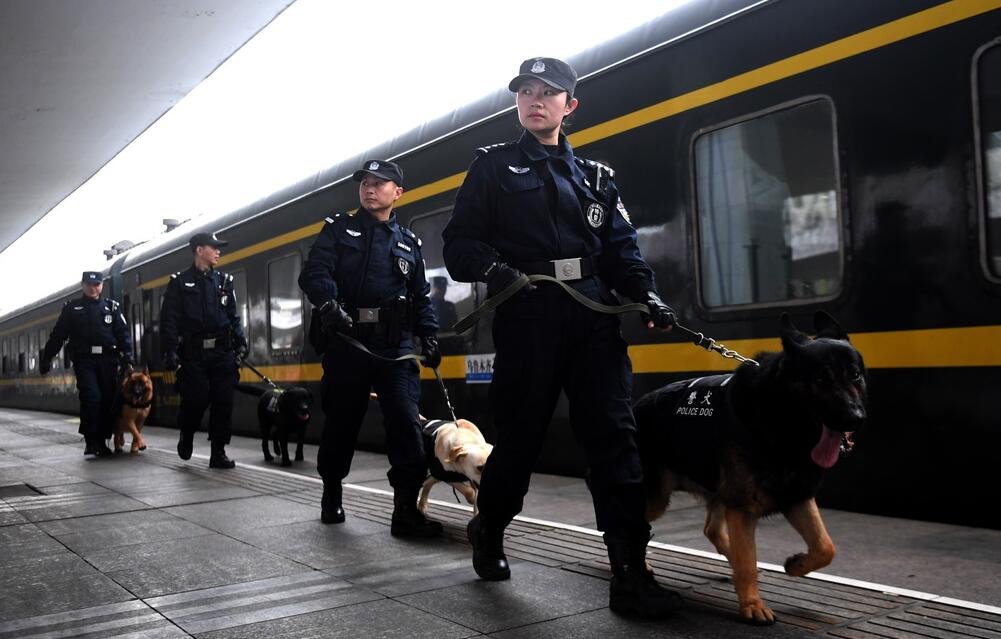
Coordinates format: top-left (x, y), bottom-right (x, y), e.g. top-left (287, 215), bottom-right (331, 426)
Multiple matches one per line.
top-left (74, 357), bottom-right (119, 442)
top-left (317, 346), bottom-right (426, 490)
top-left (175, 350), bottom-right (238, 444)
top-left (477, 284), bottom-right (651, 543)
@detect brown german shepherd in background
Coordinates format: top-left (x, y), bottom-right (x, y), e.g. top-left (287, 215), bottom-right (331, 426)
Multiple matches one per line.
top-left (634, 312), bottom-right (867, 625)
top-left (115, 367), bottom-right (152, 454)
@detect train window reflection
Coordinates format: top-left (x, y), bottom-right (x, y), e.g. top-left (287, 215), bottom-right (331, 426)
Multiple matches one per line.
top-left (694, 99), bottom-right (841, 307)
top-left (267, 254), bottom-right (303, 351)
top-left (231, 270), bottom-right (250, 346)
top-left (977, 44), bottom-right (1001, 277)
top-left (411, 210), bottom-right (474, 334)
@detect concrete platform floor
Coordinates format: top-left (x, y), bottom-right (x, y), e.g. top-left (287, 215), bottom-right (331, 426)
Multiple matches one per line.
top-left (1, 407), bottom-right (999, 638)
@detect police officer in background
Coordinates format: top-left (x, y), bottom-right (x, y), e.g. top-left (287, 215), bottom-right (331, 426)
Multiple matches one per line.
top-left (298, 159), bottom-right (442, 537)
top-left (41, 271), bottom-right (132, 456)
top-left (160, 232), bottom-right (247, 469)
top-left (442, 58), bottom-right (681, 617)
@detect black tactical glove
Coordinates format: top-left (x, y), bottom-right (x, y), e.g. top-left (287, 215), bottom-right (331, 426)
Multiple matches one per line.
top-left (319, 301), bottom-right (353, 335)
top-left (234, 344), bottom-right (248, 364)
top-left (638, 291), bottom-right (676, 330)
top-left (420, 336), bottom-right (442, 369)
top-left (163, 351), bottom-right (180, 372)
top-left (484, 262), bottom-right (533, 298)
top-left (39, 359), bottom-right (52, 375)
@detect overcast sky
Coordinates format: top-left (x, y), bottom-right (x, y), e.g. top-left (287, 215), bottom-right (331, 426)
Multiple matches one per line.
top-left (2, 0), bottom-right (690, 317)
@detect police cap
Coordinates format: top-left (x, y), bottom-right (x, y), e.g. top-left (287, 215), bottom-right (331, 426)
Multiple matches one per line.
top-left (352, 159), bottom-right (404, 187)
top-left (189, 232), bottom-right (228, 250)
top-left (508, 57), bottom-right (578, 96)
top-left (81, 271), bottom-right (102, 284)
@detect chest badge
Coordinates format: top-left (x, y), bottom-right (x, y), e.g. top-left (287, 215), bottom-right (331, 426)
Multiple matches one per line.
top-left (508, 166), bottom-right (530, 174)
top-left (586, 203), bottom-right (605, 228)
top-left (104, 315), bottom-right (113, 324)
top-left (396, 257), bottom-right (411, 277)
top-left (345, 229), bottom-right (361, 237)
top-left (396, 241), bottom-right (412, 253)
top-left (184, 281), bottom-right (195, 287)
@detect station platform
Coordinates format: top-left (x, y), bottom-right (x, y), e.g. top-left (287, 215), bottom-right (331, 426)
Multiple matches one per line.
top-left (1, 407), bottom-right (1000, 638)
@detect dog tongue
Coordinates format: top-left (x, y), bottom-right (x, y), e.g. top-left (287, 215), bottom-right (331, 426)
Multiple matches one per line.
top-left (811, 425), bottom-right (842, 469)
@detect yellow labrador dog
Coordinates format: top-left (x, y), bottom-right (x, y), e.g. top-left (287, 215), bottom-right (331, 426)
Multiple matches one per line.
top-left (417, 418), bottom-right (493, 515)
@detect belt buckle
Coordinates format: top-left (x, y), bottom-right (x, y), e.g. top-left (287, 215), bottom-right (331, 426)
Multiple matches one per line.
top-left (552, 258), bottom-right (582, 282)
top-left (357, 308), bottom-right (380, 323)
top-left (90, 346), bottom-right (103, 355)
top-left (202, 338), bottom-right (216, 349)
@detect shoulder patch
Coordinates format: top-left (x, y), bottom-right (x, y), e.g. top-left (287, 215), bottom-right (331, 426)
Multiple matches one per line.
top-left (475, 141), bottom-right (516, 156)
top-left (400, 226), bottom-right (422, 248)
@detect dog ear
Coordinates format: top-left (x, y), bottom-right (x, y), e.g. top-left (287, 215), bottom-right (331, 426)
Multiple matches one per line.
top-left (444, 445), bottom-right (468, 463)
top-left (813, 311), bottom-right (849, 341)
top-left (780, 313), bottom-right (809, 352)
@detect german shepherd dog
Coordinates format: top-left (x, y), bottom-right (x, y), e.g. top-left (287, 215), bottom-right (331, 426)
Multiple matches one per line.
top-left (634, 311), bottom-right (866, 625)
top-left (237, 385), bottom-right (313, 466)
top-left (114, 367), bottom-right (152, 454)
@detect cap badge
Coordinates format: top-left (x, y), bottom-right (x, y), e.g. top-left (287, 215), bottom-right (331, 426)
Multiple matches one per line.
top-left (586, 203), bottom-right (605, 228)
top-left (531, 60), bottom-right (545, 73)
top-left (368, 161), bottom-right (379, 170)
top-left (508, 166), bottom-right (530, 174)
top-left (397, 257), bottom-right (411, 276)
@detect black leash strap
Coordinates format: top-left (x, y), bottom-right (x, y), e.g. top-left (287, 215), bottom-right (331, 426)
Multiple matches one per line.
top-left (434, 367), bottom-right (459, 422)
top-left (241, 360), bottom-right (279, 388)
top-left (452, 273), bottom-right (759, 367)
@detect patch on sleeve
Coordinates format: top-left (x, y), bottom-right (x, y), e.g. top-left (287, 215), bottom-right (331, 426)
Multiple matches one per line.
top-left (616, 198), bottom-right (632, 226)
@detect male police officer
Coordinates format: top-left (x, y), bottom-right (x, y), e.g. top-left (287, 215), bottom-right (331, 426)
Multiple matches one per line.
top-left (41, 271), bottom-right (132, 455)
top-left (298, 159), bottom-right (442, 537)
top-left (161, 232), bottom-right (247, 469)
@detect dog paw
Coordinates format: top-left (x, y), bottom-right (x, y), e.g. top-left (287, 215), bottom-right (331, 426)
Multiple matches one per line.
top-left (739, 600), bottom-right (776, 625)
top-left (784, 553), bottom-right (810, 577)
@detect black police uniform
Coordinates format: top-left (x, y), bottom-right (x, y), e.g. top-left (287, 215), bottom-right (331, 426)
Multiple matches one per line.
top-left (42, 285), bottom-right (132, 452)
top-left (160, 264), bottom-right (247, 457)
top-left (298, 208), bottom-right (437, 498)
top-left (444, 129), bottom-right (656, 538)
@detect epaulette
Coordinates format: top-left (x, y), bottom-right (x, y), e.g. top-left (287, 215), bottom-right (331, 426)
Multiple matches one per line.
top-left (170, 271), bottom-right (181, 279)
top-left (400, 226), bottom-right (422, 247)
top-left (475, 141), bottom-right (516, 156)
top-left (574, 156), bottom-right (615, 178)
top-left (323, 213), bottom-right (343, 224)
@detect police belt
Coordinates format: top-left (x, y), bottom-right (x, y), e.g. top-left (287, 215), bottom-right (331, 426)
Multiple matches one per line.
top-left (74, 344), bottom-right (119, 358)
top-left (180, 331), bottom-right (232, 356)
top-left (512, 256), bottom-right (598, 282)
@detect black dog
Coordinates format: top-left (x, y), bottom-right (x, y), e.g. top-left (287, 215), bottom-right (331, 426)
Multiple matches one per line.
top-left (237, 384), bottom-right (313, 466)
top-left (634, 311), bottom-right (866, 625)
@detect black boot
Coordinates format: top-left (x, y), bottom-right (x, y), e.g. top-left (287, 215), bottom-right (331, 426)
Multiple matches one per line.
top-left (92, 438), bottom-right (114, 457)
top-left (177, 431), bottom-right (194, 460)
top-left (607, 537), bottom-right (683, 617)
top-left (209, 442), bottom-right (236, 469)
top-left (83, 438), bottom-right (97, 456)
top-left (467, 514), bottom-right (510, 581)
top-left (321, 483), bottom-right (345, 524)
top-left (390, 485), bottom-right (443, 538)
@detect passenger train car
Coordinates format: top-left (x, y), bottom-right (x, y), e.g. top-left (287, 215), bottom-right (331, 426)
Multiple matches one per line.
top-left (2, 0), bottom-right (1000, 528)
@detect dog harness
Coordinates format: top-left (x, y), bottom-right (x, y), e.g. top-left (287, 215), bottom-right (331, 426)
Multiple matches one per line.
top-left (422, 420), bottom-right (472, 484)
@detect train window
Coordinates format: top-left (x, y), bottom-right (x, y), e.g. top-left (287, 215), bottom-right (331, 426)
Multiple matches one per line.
top-left (267, 254), bottom-right (303, 351)
top-left (18, 334), bottom-right (26, 373)
top-left (976, 42), bottom-right (1001, 278)
top-left (38, 329), bottom-right (46, 372)
top-left (694, 98), bottom-right (841, 308)
top-left (1, 339), bottom-right (8, 375)
top-left (28, 332), bottom-right (37, 372)
top-left (131, 302), bottom-right (142, 363)
top-left (410, 209), bottom-right (475, 333)
top-left (231, 270), bottom-right (250, 345)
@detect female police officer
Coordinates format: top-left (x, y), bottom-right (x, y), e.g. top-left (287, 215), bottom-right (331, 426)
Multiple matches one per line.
top-left (442, 57), bottom-right (681, 617)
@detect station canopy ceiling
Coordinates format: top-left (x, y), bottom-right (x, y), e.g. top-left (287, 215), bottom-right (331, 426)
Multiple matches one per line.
top-left (0, 0), bottom-right (295, 254)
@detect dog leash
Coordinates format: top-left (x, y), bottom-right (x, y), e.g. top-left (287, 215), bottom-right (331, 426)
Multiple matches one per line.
top-left (332, 332), bottom-right (461, 421)
top-left (453, 273), bottom-right (759, 367)
top-left (241, 360), bottom-right (279, 388)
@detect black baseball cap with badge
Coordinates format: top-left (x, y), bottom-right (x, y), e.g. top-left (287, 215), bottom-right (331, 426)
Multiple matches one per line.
top-left (188, 232), bottom-right (229, 250)
top-left (81, 271), bottom-right (102, 284)
top-left (352, 159), bottom-right (404, 187)
top-left (508, 57), bottom-right (578, 96)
